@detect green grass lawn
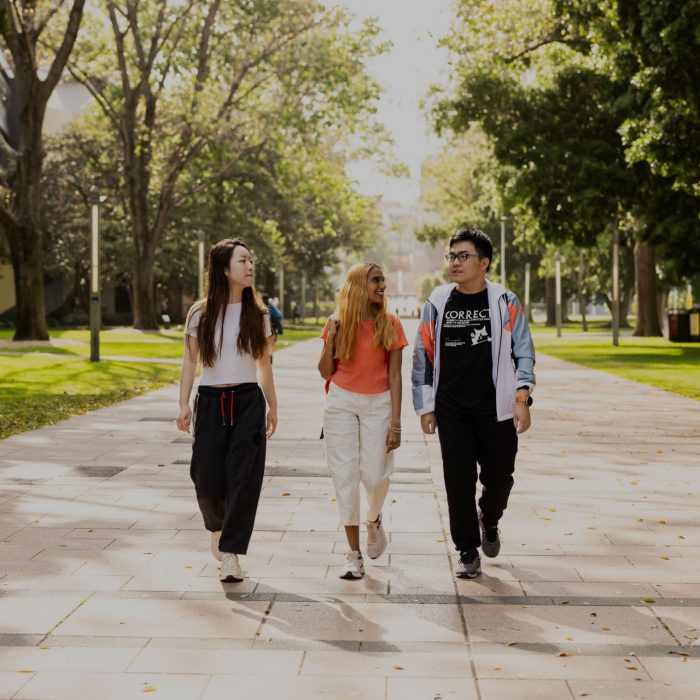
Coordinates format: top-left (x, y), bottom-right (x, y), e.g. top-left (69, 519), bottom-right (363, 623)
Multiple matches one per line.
top-left (0, 325), bottom-right (323, 360)
top-left (0, 324), bottom-right (324, 439)
top-left (533, 330), bottom-right (700, 401)
top-left (0, 355), bottom-right (180, 440)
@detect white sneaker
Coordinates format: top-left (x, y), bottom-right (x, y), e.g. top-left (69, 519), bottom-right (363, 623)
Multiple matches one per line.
top-left (220, 553), bottom-right (243, 582)
top-left (210, 531), bottom-right (223, 561)
top-left (339, 550), bottom-right (364, 579)
top-left (366, 513), bottom-right (387, 559)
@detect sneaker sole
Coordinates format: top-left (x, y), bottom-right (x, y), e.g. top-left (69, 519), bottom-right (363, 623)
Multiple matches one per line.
top-left (456, 569), bottom-right (481, 579)
top-left (481, 544), bottom-right (500, 558)
top-left (220, 574), bottom-right (243, 582)
top-left (339, 571), bottom-right (364, 580)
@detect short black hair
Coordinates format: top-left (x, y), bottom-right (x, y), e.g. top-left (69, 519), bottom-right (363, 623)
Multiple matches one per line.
top-left (262, 293), bottom-right (270, 303)
top-left (449, 227), bottom-right (492, 271)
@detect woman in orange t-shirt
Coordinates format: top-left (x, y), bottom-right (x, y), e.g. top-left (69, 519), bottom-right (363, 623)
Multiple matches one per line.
top-left (318, 262), bottom-right (408, 579)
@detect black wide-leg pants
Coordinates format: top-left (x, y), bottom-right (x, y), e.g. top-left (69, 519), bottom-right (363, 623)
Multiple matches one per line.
top-left (190, 383), bottom-right (266, 554)
top-left (435, 400), bottom-right (518, 552)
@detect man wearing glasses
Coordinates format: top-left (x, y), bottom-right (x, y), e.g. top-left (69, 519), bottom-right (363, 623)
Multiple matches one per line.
top-left (412, 227), bottom-right (536, 579)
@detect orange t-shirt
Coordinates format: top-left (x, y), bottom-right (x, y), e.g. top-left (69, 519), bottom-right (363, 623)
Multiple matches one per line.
top-left (320, 314), bottom-right (408, 394)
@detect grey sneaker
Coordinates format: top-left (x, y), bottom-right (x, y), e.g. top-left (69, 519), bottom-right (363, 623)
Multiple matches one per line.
top-left (339, 550), bottom-right (365, 579)
top-left (220, 553), bottom-right (243, 582)
top-left (366, 513), bottom-right (387, 559)
top-left (479, 512), bottom-right (501, 558)
top-left (456, 549), bottom-right (481, 579)
top-left (210, 531), bottom-right (223, 561)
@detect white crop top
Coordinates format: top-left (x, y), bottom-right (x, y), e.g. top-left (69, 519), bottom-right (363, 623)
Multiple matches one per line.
top-left (186, 303), bottom-right (272, 386)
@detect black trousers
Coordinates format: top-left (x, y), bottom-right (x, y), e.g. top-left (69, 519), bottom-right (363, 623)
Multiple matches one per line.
top-left (435, 399), bottom-right (518, 552)
top-left (190, 383), bottom-right (266, 554)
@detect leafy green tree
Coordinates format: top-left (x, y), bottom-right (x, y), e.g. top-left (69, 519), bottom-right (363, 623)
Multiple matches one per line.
top-left (431, 0), bottom-right (700, 335)
top-left (69, 0), bottom-right (388, 328)
top-left (0, 0), bottom-right (86, 339)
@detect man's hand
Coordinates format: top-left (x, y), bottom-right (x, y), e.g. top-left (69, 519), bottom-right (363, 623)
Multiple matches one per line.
top-left (420, 412), bottom-right (436, 434)
top-left (513, 403), bottom-right (531, 434)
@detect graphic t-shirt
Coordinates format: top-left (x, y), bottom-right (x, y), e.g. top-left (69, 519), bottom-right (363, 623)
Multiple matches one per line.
top-left (437, 287), bottom-right (496, 415)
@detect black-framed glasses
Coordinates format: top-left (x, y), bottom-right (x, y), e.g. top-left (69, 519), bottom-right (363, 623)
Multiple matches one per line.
top-left (445, 252), bottom-right (480, 263)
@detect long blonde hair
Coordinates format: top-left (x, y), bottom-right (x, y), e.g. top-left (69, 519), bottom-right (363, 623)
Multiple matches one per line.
top-left (334, 262), bottom-right (397, 361)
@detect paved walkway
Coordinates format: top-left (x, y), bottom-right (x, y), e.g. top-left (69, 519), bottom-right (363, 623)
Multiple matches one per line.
top-left (1, 323), bottom-right (700, 699)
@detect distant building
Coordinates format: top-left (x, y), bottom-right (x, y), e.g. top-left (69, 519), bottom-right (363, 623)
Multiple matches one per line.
top-left (380, 200), bottom-right (444, 314)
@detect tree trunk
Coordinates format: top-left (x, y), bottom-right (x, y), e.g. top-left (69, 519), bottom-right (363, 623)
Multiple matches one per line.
top-left (561, 295), bottom-right (571, 323)
top-left (0, 0), bottom-right (86, 340)
top-left (132, 252), bottom-right (159, 329)
top-left (7, 222), bottom-right (49, 340)
top-left (633, 241), bottom-right (661, 337)
top-left (578, 249), bottom-right (587, 332)
top-left (657, 287), bottom-right (669, 337)
top-left (545, 276), bottom-right (556, 326)
top-left (620, 288), bottom-right (633, 328)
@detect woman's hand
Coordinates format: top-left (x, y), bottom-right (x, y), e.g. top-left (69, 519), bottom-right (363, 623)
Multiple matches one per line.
top-left (326, 314), bottom-right (339, 338)
top-left (386, 426), bottom-right (401, 452)
top-left (176, 404), bottom-right (192, 433)
top-left (266, 408), bottom-right (278, 438)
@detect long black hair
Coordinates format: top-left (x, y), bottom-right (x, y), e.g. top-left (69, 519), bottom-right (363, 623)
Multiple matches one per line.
top-left (187, 239), bottom-right (267, 367)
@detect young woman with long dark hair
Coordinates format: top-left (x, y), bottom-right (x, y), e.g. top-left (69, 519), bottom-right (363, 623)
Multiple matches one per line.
top-left (177, 239), bottom-right (277, 582)
top-left (318, 262), bottom-right (407, 579)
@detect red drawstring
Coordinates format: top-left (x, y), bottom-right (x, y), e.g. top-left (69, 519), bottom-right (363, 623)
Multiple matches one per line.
top-left (218, 390), bottom-right (237, 427)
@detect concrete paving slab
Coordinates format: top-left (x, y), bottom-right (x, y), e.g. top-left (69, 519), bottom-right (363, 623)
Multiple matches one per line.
top-left (386, 676), bottom-right (478, 699)
top-left (13, 672), bottom-right (209, 700)
top-left (566, 679), bottom-right (700, 699)
top-left (478, 678), bottom-right (573, 699)
top-left (0, 671), bottom-right (32, 700)
top-left (201, 674), bottom-right (385, 700)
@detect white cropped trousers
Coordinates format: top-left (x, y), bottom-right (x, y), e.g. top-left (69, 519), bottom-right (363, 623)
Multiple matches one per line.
top-left (323, 383), bottom-right (394, 526)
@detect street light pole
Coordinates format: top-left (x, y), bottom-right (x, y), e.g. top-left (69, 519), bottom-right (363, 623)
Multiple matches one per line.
top-left (500, 216), bottom-right (508, 287)
top-left (279, 263), bottom-right (285, 317)
top-left (612, 227), bottom-right (620, 347)
top-left (524, 262), bottom-right (531, 320)
top-left (197, 230), bottom-right (205, 299)
top-left (555, 251), bottom-right (562, 338)
top-left (89, 184), bottom-right (102, 362)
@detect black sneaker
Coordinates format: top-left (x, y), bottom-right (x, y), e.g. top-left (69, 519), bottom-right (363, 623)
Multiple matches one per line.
top-left (456, 548), bottom-right (481, 579)
top-left (479, 512), bottom-right (501, 558)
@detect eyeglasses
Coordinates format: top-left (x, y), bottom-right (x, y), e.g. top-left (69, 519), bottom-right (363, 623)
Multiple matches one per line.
top-left (445, 252), bottom-right (480, 263)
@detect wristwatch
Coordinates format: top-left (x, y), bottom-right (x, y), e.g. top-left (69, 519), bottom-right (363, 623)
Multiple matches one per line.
top-left (516, 387), bottom-right (533, 407)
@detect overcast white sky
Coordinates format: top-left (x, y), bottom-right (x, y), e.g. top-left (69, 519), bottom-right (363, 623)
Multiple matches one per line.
top-left (322, 0), bottom-right (454, 205)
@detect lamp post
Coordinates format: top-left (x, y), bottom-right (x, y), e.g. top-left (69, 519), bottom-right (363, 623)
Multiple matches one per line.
top-left (88, 184), bottom-right (104, 362)
top-left (279, 263), bottom-right (285, 317)
top-left (197, 230), bottom-right (205, 299)
top-left (555, 251), bottom-right (562, 338)
top-left (612, 228), bottom-right (620, 347)
top-left (524, 262), bottom-right (531, 320)
top-left (500, 215), bottom-right (509, 287)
